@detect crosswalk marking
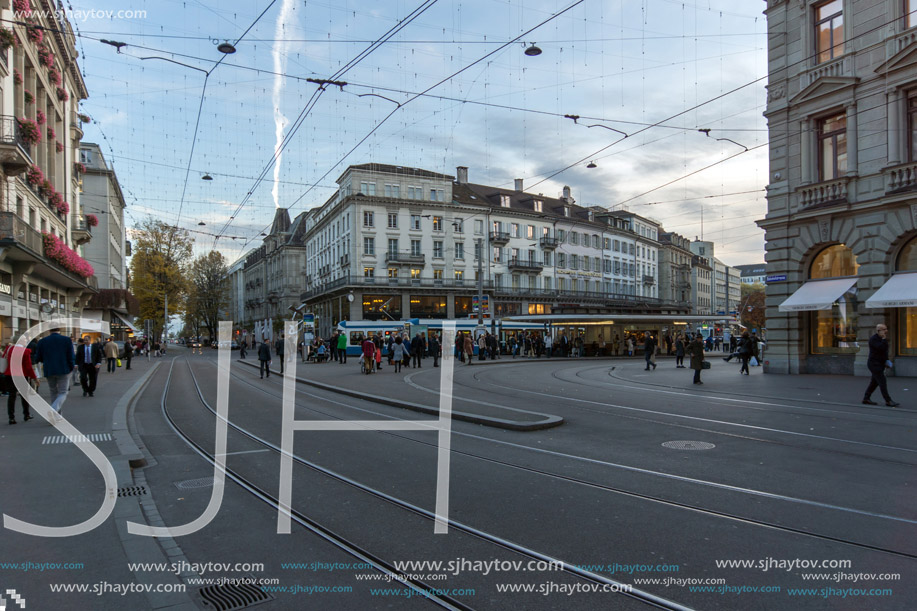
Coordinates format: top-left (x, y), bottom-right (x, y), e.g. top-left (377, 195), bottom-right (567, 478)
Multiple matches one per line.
top-left (41, 433), bottom-right (113, 445)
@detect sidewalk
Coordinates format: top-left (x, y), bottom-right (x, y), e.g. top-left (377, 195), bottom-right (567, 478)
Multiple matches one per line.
top-left (0, 355), bottom-right (197, 611)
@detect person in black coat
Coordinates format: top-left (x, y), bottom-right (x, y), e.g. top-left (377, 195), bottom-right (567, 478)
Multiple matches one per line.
top-left (123, 341), bottom-right (133, 370)
top-left (258, 341), bottom-right (272, 379)
top-left (863, 323), bottom-right (900, 407)
top-left (275, 334), bottom-right (285, 374)
top-left (428, 332), bottom-right (441, 367)
top-left (644, 334), bottom-right (657, 371)
top-left (75, 336), bottom-right (102, 397)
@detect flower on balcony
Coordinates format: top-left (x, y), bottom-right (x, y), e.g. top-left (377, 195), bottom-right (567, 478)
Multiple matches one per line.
top-left (35, 109), bottom-right (46, 125)
top-left (0, 28), bottom-right (17, 51)
top-left (23, 90), bottom-right (34, 104)
top-left (48, 67), bottom-right (61, 87)
top-left (85, 214), bottom-right (99, 227)
top-left (74, 162), bottom-right (86, 175)
top-left (55, 141), bottom-right (63, 153)
top-left (13, 69), bottom-right (23, 85)
top-left (26, 26), bottom-right (42, 45)
top-left (37, 45), bottom-right (54, 68)
top-left (17, 117), bottom-right (41, 145)
top-left (56, 87), bottom-right (68, 102)
top-left (13, 0), bottom-right (32, 17)
top-left (25, 165), bottom-right (43, 185)
top-left (56, 200), bottom-right (69, 215)
top-left (42, 232), bottom-right (94, 279)
top-left (39, 178), bottom-right (53, 196)
top-left (46, 126), bottom-right (56, 140)
top-left (78, 113), bottom-right (91, 124)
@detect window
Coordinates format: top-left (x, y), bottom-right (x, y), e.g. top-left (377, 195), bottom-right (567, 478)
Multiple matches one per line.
top-left (604, 238), bottom-right (611, 250)
top-left (526, 225), bottom-right (534, 240)
top-left (908, 0), bottom-right (917, 29)
top-left (543, 251), bottom-right (552, 267)
top-left (604, 259), bottom-right (611, 274)
top-left (455, 242), bottom-right (464, 259)
top-left (543, 277), bottom-right (551, 290)
top-left (557, 230), bottom-right (566, 242)
top-left (570, 232), bottom-right (578, 245)
top-left (411, 239), bottom-right (422, 256)
top-left (897, 236), bottom-right (917, 355)
top-left (453, 218), bottom-right (463, 233)
top-left (475, 220), bottom-right (483, 234)
top-left (411, 268), bottom-right (422, 279)
top-left (363, 211), bottom-right (374, 227)
top-left (411, 215), bottom-right (421, 230)
top-left (500, 194), bottom-right (511, 207)
top-left (80, 149), bottom-right (92, 164)
top-left (388, 267), bottom-right (398, 278)
top-left (533, 200), bottom-right (543, 212)
top-left (494, 273), bottom-right (503, 288)
top-left (542, 226), bottom-right (550, 238)
top-left (384, 184), bottom-right (393, 197)
top-left (511, 248), bottom-right (519, 261)
top-left (363, 237), bottom-right (375, 255)
top-left (593, 235), bottom-right (599, 249)
top-left (908, 90), bottom-right (917, 162)
top-left (818, 112), bottom-right (847, 181)
top-left (433, 216), bottom-right (443, 231)
top-left (407, 186), bottom-right (419, 199)
top-left (430, 189), bottom-right (437, 201)
top-left (388, 239), bottom-right (398, 255)
top-left (364, 267), bottom-right (374, 278)
top-left (455, 270), bottom-right (464, 281)
top-left (613, 240), bottom-right (620, 252)
top-left (492, 247), bottom-right (502, 263)
top-left (433, 241), bottom-right (444, 258)
top-left (387, 213), bottom-right (398, 228)
top-left (815, 0), bottom-right (844, 64)
top-left (528, 249), bottom-right (536, 263)
top-left (359, 182), bottom-right (376, 195)
top-left (474, 241), bottom-right (482, 260)
top-left (557, 253), bottom-right (566, 268)
top-left (809, 244), bottom-right (859, 355)
top-left (571, 255), bottom-right (579, 270)
top-left (511, 223), bottom-right (520, 238)
top-left (630, 244), bottom-right (635, 255)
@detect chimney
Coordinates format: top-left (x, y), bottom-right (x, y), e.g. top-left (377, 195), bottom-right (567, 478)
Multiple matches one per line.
top-left (562, 185), bottom-right (572, 202)
top-left (456, 166), bottom-right (468, 184)
top-left (514, 178), bottom-right (523, 191)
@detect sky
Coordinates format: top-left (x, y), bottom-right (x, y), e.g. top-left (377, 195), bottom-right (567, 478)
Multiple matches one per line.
top-left (69, 0), bottom-right (769, 265)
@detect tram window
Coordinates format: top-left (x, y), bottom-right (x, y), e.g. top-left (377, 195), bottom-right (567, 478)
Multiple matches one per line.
top-left (350, 332), bottom-right (365, 346)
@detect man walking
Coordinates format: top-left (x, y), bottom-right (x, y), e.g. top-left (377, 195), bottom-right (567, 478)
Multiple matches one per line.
top-left (644, 334), bottom-right (657, 371)
top-left (76, 336), bottom-right (102, 397)
top-left (863, 323), bottom-right (900, 407)
top-left (275, 333), bottom-right (285, 375)
top-left (258, 341), bottom-right (272, 379)
top-left (103, 338), bottom-right (119, 373)
top-left (35, 328), bottom-right (75, 419)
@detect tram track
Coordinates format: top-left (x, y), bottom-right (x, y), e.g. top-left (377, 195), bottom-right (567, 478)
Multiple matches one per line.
top-left (166, 357), bottom-right (690, 611)
top-left (189, 359), bottom-right (917, 562)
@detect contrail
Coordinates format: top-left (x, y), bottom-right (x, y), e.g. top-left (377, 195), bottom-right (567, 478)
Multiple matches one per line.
top-left (271, 0), bottom-right (296, 209)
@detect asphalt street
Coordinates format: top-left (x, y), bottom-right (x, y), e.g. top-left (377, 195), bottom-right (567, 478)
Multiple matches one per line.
top-left (2, 349), bottom-right (914, 610)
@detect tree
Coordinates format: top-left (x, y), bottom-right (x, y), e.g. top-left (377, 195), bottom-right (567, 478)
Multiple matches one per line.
top-left (129, 219), bottom-right (192, 340)
top-left (740, 283), bottom-right (766, 331)
top-left (186, 251), bottom-right (229, 340)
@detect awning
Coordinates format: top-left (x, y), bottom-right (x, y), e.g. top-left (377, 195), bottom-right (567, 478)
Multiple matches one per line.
top-left (865, 272), bottom-right (917, 308)
top-left (778, 277), bottom-right (858, 312)
top-left (113, 312), bottom-right (140, 333)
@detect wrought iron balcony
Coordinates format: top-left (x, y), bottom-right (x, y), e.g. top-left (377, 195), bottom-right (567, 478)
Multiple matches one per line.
top-left (385, 253), bottom-right (426, 265)
top-left (507, 257), bottom-right (544, 272)
top-left (0, 116), bottom-right (32, 177)
top-left (489, 231), bottom-right (510, 245)
top-left (72, 221), bottom-right (92, 246)
top-left (539, 236), bottom-right (559, 249)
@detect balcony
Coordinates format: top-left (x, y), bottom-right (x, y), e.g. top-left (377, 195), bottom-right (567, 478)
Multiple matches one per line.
top-left (385, 253), bottom-right (426, 265)
top-left (72, 221), bottom-right (92, 246)
top-left (489, 231), bottom-right (510, 245)
top-left (0, 116), bottom-right (32, 177)
top-left (885, 161), bottom-right (917, 194)
top-left (797, 178), bottom-right (848, 209)
top-left (340, 254), bottom-right (350, 266)
top-left (508, 257), bottom-right (544, 273)
top-left (0, 212), bottom-right (97, 290)
top-left (643, 275), bottom-right (655, 285)
top-left (539, 236), bottom-right (559, 249)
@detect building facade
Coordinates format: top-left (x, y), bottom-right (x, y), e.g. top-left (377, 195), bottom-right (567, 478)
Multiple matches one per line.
top-left (658, 231), bottom-right (694, 305)
top-left (761, 0), bottom-right (917, 376)
top-left (0, 3), bottom-right (96, 343)
top-left (736, 263), bottom-right (767, 285)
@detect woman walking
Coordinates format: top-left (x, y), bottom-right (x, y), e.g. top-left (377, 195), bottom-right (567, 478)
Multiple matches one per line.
top-left (391, 337), bottom-right (405, 373)
top-left (688, 335), bottom-right (706, 385)
top-left (674, 334), bottom-right (685, 368)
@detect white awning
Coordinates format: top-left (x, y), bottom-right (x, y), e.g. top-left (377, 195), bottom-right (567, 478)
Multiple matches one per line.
top-left (865, 272), bottom-right (917, 308)
top-left (113, 313), bottom-right (140, 333)
top-left (778, 277), bottom-right (857, 312)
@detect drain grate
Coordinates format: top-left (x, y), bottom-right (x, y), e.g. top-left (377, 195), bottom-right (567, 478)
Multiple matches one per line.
top-left (174, 477), bottom-right (214, 490)
top-left (117, 486), bottom-right (148, 497)
top-left (662, 440), bottom-right (715, 451)
top-left (197, 582), bottom-right (273, 611)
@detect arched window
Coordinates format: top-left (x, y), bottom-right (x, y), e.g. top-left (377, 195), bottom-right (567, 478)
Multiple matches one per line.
top-left (897, 236), bottom-right (917, 356)
top-left (810, 244), bottom-right (859, 355)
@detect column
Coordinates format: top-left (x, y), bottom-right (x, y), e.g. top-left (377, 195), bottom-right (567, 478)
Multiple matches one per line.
top-left (845, 102), bottom-right (858, 176)
top-left (800, 118), bottom-right (812, 184)
top-left (888, 89), bottom-right (901, 166)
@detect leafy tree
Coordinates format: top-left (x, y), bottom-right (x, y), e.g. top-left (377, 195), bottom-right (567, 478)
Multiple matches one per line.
top-left (740, 283), bottom-right (766, 331)
top-left (186, 251), bottom-right (229, 340)
top-left (129, 219), bottom-right (192, 340)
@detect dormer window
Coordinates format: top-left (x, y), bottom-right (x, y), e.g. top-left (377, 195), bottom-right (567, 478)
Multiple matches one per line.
top-left (500, 194), bottom-right (511, 208)
top-left (563, 206), bottom-right (570, 217)
top-left (534, 199), bottom-right (543, 212)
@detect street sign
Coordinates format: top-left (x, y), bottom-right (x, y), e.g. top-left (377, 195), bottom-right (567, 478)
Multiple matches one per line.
top-left (766, 274), bottom-right (787, 283)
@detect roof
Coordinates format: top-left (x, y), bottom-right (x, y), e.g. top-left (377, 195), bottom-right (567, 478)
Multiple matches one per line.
top-left (270, 208), bottom-right (291, 235)
top-left (452, 182), bottom-right (605, 227)
top-left (338, 163), bottom-right (454, 184)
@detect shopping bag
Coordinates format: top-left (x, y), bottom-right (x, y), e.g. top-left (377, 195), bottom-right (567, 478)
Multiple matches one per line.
top-left (749, 356), bottom-right (759, 367)
top-left (117, 358), bottom-right (122, 367)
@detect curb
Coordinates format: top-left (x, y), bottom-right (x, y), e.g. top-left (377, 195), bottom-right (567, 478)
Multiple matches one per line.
top-left (237, 359), bottom-right (564, 431)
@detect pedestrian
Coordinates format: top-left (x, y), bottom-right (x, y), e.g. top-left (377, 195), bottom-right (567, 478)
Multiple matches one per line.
top-left (508, 335), bottom-right (517, 358)
top-left (275, 333), bottom-right (285, 374)
top-left (391, 336), bottom-right (405, 373)
top-left (34, 328), bottom-right (75, 420)
top-left (330, 331), bottom-right (339, 364)
top-left (862, 323), bottom-right (900, 407)
top-left (463, 332), bottom-right (474, 365)
top-left (4, 342), bottom-right (37, 425)
top-left (258, 341), bottom-right (272, 379)
top-left (239, 339), bottom-right (247, 360)
top-left (361, 335), bottom-right (376, 374)
top-left (373, 334), bottom-right (383, 370)
top-left (456, 333), bottom-right (465, 363)
top-left (487, 332), bottom-right (498, 360)
top-left (75, 336), bottom-right (102, 397)
top-left (688, 335), bottom-right (706, 385)
top-left (625, 335), bottom-right (633, 357)
top-left (103, 338), bottom-right (119, 373)
top-left (644, 334), bottom-right (657, 371)
top-left (429, 332), bottom-right (440, 367)
top-left (337, 330), bottom-right (348, 364)
top-left (412, 333), bottom-right (424, 368)
top-left (123, 340), bottom-right (133, 370)
top-left (477, 333), bottom-right (487, 361)
top-left (675, 334), bottom-right (686, 368)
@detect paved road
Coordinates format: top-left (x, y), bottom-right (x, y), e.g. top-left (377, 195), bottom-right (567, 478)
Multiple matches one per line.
top-left (2, 349), bottom-right (914, 610)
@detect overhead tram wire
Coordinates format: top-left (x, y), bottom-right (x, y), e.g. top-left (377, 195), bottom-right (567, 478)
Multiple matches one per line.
top-left (210, 0), bottom-right (442, 249)
top-left (236, 0), bottom-right (591, 251)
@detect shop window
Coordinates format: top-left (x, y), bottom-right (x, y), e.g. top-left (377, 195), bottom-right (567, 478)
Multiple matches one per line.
top-left (897, 236), bottom-right (917, 356)
top-left (810, 244), bottom-right (859, 355)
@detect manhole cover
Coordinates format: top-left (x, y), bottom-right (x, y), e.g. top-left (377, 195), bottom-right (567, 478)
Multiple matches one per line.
top-left (117, 486), bottom-right (148, 497)
top-left (197, 582), bottom-right (273, 611)
top-left (662, 440), bottom-right (715, 450)
top-left (175, 477), bottom-right (214, 490)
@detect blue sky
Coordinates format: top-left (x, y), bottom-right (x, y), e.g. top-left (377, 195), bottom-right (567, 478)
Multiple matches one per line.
top-left (70, 0), bottom-right (768, 264)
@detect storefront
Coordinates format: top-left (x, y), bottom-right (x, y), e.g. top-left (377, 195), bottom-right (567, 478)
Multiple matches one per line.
top-left (865, 236), bottom-right (917, 376)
